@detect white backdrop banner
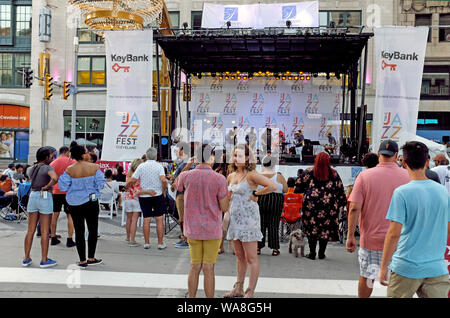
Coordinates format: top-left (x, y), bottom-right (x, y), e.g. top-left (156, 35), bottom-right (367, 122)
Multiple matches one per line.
top-left (201, 1), bottom-right (319, 29)
top-left (371, 27), bottom-right (428, 152)
top-left (101, 30), bottom-right (153, 161)
top-left (189, 77), bottom-right (341, 148)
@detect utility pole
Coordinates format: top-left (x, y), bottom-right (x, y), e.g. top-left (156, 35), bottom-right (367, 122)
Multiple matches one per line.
top-left (71, 36), bottom-right (79, 141)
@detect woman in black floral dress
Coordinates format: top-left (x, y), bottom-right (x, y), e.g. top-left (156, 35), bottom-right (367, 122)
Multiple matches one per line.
top-left (295, 152), bottom-right (347, 260)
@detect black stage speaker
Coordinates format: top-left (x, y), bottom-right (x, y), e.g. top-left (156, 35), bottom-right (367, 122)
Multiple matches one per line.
top-left (302, 155), bottom-right (315, 164)
top-left (330, 155), bottom-right (340, 164)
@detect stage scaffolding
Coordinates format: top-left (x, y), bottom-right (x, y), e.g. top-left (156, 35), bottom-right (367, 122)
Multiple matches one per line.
top-left (154, 26), bottom-right (373, 163)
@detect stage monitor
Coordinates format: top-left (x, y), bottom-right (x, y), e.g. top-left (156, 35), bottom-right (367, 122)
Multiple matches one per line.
top-left (311, 141), bottom-right (320, 146)
top-left (302, 155), bottom-right (315, 164)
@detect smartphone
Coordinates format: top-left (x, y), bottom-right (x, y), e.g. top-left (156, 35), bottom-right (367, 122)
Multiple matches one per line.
top-left (89, 193), bottom-right (97, 201)
top-left (41, 191), bottom-right (48, 199)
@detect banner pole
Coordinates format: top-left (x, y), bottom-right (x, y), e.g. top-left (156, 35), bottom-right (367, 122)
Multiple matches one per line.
top-left (340, 73), bottom-right (346, 147)
top-left (156, 41), bottom-right (162, 158)
top-left (71, 37), bottom-right (79, 142)
top-left (357, 42), bottom-right (369, 161)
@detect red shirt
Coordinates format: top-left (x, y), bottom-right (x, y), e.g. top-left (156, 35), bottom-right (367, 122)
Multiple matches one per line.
top-left (51, 156), bottom-right (76, 195)
top-left (177, 164), bottom-right (228, 240)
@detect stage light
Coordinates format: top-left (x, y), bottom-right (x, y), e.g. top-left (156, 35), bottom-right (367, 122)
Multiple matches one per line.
top-left (226, 71), bottom-right (230, 75)
top-left (231, 76), bottom-right (235, 80)
top-left (258, 71), bottom-right (263, 76)
top-left (243, 76), bottom-right (247, 80)
top-left (249, 76), bottom-right (253, 80)
top-left (306, 76), bottom-right (311, 80)
top-left (219, 76), bottom-right (223, 80)
top-left (282, 76), bottom-right (286, 80)
top-left (300, 76), bottom-right (304, 81)
top-left (288, 76), bottom-right (292, 80)
top-left (299, 71), bottom-right (303, 75)
top-left (286, 71), bottom-right (291, 75)
top-left (294, 76), bottom-right (299, 80)
top-left (225, 76), bottom-right (229, 80)
top-left (266, 71), bottom-right (270, 75)
top-left (237, 76), bottom-right (241, 80)
top-left (275, 77), bottom-right (280, 80)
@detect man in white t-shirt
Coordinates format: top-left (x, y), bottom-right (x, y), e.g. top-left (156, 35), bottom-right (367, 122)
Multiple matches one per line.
top-left (125, 147), bottom-right (167, 250)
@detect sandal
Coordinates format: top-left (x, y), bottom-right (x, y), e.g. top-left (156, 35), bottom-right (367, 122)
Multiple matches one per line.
top-left (244, 288), bottom-right (255, 298)
top-left (218, 248), bottom-right (225, 254)
top-left (223, 282), bottom-right (244, 298)
top-left (272, 249), bottom-right (280, 256)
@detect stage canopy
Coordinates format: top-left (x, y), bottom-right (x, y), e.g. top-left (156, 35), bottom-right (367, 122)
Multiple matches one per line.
top-left (155, 28), bottom-right (373, 74)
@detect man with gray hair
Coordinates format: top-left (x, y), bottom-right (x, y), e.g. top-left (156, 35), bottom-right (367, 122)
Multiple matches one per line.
top-left (125, 147), bottom-right (167, 250)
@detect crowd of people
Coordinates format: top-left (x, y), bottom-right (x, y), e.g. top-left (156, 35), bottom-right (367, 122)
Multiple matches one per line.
top-left (1, 138), bottom-right (449, 298)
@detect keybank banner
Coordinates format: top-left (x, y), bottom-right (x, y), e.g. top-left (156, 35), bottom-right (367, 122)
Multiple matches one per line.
top-left (371, 27), bottom-right (428, 153)
top-left (201, 1), bottom-right (319, 29)
top-left (102, 30), bottom-right (153, 161)
top-left (189, 78), bottom-right (341, 146)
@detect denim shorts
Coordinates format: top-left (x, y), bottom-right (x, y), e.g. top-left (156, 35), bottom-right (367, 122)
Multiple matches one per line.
top-left (27, 191), bottom-right (54, 215)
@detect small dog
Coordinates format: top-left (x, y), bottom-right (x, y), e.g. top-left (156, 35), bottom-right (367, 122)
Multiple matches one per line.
top-left (289, 229), bottom-right (305, 258)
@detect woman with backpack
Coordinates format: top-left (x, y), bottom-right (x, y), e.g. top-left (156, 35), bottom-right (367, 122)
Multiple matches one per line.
top-left (22, 147), bottom-right (59, 268)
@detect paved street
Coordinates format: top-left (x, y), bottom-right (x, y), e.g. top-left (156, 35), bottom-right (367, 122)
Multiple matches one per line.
top-left (0, 212), bottom-right (389, 298)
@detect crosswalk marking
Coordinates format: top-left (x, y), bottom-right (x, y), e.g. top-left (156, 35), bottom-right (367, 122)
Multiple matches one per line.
top-left (0, 267), bottom-right (388, 297)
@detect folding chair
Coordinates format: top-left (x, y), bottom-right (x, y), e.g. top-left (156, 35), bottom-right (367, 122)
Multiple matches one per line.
top-left (98, 187), bottom-right (117, 220)
top-left (279, 193), bottom-right (303, 243)
top-left (16, 182), bottom-right (31, 223)
top-left (164, 193), bottom-right (179, 235)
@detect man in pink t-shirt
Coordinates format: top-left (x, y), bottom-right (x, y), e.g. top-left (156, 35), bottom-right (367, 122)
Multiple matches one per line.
top-left (177, 144), bottom-right (229, 298)
top-left (50, 146), bottom-right (76, 247)
top-left (346, 140), bottom-right (410, 298)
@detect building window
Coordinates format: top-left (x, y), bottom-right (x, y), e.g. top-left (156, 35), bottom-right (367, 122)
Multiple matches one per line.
top-left (439, 13), bottom-right (450, 42)
top-left (77, 56), bottom-right (106, 86)
top-left (64, 116), bottom-right (105, 150)
top-left (0, 53), bottom-right (12, 86)
top-left (319, 11), bottom-right (361, 30)
top-left (16, 6), bottom-right (31, 37)
top-left (421, 65), bottom-right (450, 100)
top-left (169, 11), bottom-right (180, 29)
top-left (0, 4), bottom-right (11, 37)
top-left (191, 11), bottom-right (202, 30)
top-left (415, 14), bottom-right (432, 42)
top-left (78, 28), bottom-right (104, 44)
top-left (14, 53), bottom-right (31, 86)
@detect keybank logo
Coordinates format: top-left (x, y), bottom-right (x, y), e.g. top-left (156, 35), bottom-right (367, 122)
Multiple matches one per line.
top-left (224, 7), bottom-right (238, 21)
top-left (282, 6), bottom-right (296, 20)
top-left (381, 51), bottom-right (418, 61)
top-left (111, 54), bottom-right (149, 63)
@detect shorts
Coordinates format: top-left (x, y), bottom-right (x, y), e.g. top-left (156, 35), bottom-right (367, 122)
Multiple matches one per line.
top-left (53, 194), bottom-right (70, 213)
top-left (358, 247), bottom-right (382, 280)
top-left (139, 195), bottom-right (166, 218)
top-left (387, 272), bottom-right (449, 298)
top-left (187, 238), bottom-right (222, 265)
top-left (124, 199), bottom-right (142, 213)
top-left (176, 194), bottom-right (184, 222)
top-left (27, 191), bottom-right (53, 215)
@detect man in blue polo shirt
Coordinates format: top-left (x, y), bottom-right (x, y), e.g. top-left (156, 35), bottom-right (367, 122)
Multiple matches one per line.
top-left (378, 141), bottom-right (450, 298)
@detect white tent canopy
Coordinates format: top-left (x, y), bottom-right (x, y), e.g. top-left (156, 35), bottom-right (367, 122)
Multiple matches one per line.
top-left (397, 133), bottom-right (449, 168)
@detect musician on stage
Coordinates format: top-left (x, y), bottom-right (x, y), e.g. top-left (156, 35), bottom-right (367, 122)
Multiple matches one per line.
top-left (325, 132), bottom-right (337, 155)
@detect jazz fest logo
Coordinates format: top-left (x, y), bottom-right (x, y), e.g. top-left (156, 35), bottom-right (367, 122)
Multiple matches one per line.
top-left (291, 117), bottom-right (302, 134)
top-left (210, 78), bottom-right (223, 91)
top-left (224, 7), bottom-right (239, 21)
top-left (382, 112), bottom-right (402, 140)
top-left (282, 6), bottom-right (297, 20)
top-left (305, 93), bottom-right (319, 114)
top-left (264, 78), bottom-right (277, 92)
top-left (223, 93), bottom-right (237, 115)
top-left (196, 93), bottom-right (211, 114)
top-left (265, 116), bottom-right (278, 128)
top-left (211, 117), bottom-right (224, 139)
top-left (333, 93), bottom-right (341, 117)
top-left (117, 112), bottom-right (140, 148)
top-left (319, 117), bottom-right (329, 139)
top-left (291, 79), bottom-right (304, 93)
top-left (250, 93), bottom-right (264, 115)
top-left (237, 80), bottom-right (249, 92)
top-left (238, 116), bottom-right (251, 130)
top-left (278, 93), bottom-right (291, 116)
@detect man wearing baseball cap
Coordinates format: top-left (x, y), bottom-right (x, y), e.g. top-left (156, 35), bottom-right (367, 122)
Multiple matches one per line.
top-left (346, 139), bottom-right (410, 297)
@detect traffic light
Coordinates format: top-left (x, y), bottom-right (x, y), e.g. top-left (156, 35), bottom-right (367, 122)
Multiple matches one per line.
top-left (24, 69), bottom-right (33, 88)
top-left (63, 81), bottom-right (70, 100)
top-left (44, 73), bottom-right (53, 101)
top-left (183, 83), bottom-right (191, 102)
top-left (152, 84), bottom-right (157, 102)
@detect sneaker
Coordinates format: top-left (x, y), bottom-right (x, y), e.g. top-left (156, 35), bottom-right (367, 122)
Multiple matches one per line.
top-left (128, 242), bottom-right (140, 247)
top-left (175, 241), bottom-right (189, 249)
top-left (66, 238), bottom-right (76, 248)
top-left (40, 258), bottom-right (57, 268)
top-left (51, 237), bottom-right (61, 246)
top-left (77, 262), bottom-right (88, 269)
top-left (86, 258), bottom-right (103, 266)
top-left (144, 244), bottom-right (150, 249)
top-left (22, 258), bottom-right (32, 267)
top-left (157, 243), bottom-right (167, 250)
top-left (173, 239), bottom-right (184, 246)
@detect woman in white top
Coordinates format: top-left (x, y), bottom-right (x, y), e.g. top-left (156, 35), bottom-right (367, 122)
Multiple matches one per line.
top-left (257, 155), bottom-right (288, 256)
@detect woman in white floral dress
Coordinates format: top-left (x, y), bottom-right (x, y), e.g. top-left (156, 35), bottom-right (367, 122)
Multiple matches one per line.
top-left (224, 144), bottom-right (277, 298)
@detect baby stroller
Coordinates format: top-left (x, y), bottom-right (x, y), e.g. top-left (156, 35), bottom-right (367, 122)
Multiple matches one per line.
top-left (0, 195), bottom-right (14, 220)
top-left (279, 193), bottom-right (303, 243)
top-left (164, 193), bottom-right (179, 235)
top-left (17, 182), bottom-right (31, 223)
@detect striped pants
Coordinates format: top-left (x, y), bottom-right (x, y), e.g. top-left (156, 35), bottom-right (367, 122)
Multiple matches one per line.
top-left (258, 192), bottom-right (284, 250)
